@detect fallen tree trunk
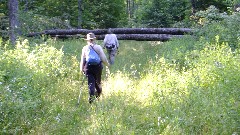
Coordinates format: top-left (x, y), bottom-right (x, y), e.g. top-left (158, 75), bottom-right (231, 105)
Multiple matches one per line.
top-left (27, 28), bottom-right (193, 37)
top-left (105, 28), bottom-right (192, 35)
top-left (53, 34), bottom-right (184, 41)
top-left (98, 34), bottom-right (184, 41)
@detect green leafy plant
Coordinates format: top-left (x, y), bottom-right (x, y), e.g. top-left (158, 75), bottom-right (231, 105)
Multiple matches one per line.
top-left (194, 6), bottom-right (240, 49)
top-left (18, 10), bottom-right (72, 36)
top-left (0, 39), bottom-right (79, 134)
top-left (1, 14), bottom-right (240, 133)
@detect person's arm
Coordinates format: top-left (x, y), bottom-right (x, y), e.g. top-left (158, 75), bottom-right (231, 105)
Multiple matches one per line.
top-left (103, 34), bottom-right (108, 48)
top-left (80, 47), bottom-right (86, 73)
top-left (96, 45), bottom-right (110, 67)
top-left (114, 34), bottom-right (119, 49)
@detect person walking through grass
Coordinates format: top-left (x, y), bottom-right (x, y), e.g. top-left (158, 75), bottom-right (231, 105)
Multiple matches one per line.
top-left (103, 28), bottom-right (119, 65)
top-left (80, 33), bottom-right (110, 104)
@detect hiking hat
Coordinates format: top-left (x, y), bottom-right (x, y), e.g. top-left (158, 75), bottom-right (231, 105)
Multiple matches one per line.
top-left (107, 28), bottom-right (113, 34)
top-left (85, 33), bottom-right (96, 40)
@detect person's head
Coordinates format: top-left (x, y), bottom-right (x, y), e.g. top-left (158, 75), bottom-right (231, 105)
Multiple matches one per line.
top-left (85, 33), bottom-right (96, 43)
top-left (107, 28), bottom-right (113, 34)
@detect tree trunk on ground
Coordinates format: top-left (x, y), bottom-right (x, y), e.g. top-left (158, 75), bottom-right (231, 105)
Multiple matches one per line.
top-left (27, 28), bottom-right (193, 37)
top-left (52, 34), bottom-right (184, 41)
top-left (106, 28), bottom-right (192, 35)
top-left (97, 34), bottom-right (184, 41)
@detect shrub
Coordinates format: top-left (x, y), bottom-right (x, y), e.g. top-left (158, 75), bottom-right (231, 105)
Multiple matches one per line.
top-left (0, 39), bottom-right (79, 134)
top-left (144, 42), bottom-right (240, 134)
top-left (194, 6), bottom-right (240, 50)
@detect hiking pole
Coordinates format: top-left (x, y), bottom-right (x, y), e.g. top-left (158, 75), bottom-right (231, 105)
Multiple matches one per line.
top-left (106, 66), bottom-right (110, 78)
top-left (77, 76), bottom-right (86, 106)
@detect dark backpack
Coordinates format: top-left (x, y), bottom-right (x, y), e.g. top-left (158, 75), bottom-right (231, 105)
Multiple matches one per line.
top-left (106, 44), bottom-right (116, 50)
top-left (86, 45), bottom-right (101, 65)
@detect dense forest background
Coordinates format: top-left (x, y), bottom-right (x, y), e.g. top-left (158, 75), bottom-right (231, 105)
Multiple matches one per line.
top-left (1, 0), bottom-right (240, 40)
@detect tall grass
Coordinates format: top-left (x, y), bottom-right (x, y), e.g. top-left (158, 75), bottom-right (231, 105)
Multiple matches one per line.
top-left (0, 35), bottom-right (239, 134)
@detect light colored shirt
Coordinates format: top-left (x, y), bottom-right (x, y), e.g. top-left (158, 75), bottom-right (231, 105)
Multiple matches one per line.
top-left (103, 34), bottom-right (119, 48)
top-left (80, 43), bottom-right (109, 72)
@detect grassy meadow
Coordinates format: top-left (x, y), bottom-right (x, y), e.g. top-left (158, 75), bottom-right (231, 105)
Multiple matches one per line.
top-left (0, 34), bottom-right (240, 134)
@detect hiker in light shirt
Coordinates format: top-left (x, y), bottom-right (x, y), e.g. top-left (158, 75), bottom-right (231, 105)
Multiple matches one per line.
top-left (103, 28), bottom-right (119, 65)
top-left (80, 33), bottom-right (109, 104)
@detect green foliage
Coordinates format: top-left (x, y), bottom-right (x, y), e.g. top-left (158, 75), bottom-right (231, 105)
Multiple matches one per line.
top-left (140, 0), bottom-right (191, 27)
top-left (18, 10), bottom-right (72, 35)
top-left (143, 42), bottom-right (240, 134)
top-left (194, 5), bottom-right (228, 25)
top-left (17, 0), bottom-right (128, 30)
top-left (1, 0), bottom-right (239, 31)
top-left (0, 0), bottom-right (8, 15)
top-left (0, 39), bottom-right (79, 134)
top-left (82, 0), bottom-right (127, 28)
top-left (191, 0), bottom-right (236, 12)
top-left (132, 0), bottom-right (236, 28)
top-left (157, 36), bottom-right (204, 72)
top-left (1, 35), bottom-right (240, 134)
top-left (19, 0), bottom-right (79, 27)
top-left (0, 14), bottom-right (8, 39)
top-left (1, 8), bottom-right (240, 134)
top-left (194, 6), bottom-right (240, 49)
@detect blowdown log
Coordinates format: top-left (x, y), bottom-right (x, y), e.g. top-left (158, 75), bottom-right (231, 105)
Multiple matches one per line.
top-left (27, 28), bottom-right (192, 37)
top-left (106, 28), bottom-right (192, 35)
top-left (53, 34), bottom-right (184, 41)
top-left (97, 34), bottom-right (184, 41)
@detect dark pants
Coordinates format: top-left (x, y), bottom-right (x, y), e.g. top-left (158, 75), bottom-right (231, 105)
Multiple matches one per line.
top-left (85, 63), bottom-right (103, 103)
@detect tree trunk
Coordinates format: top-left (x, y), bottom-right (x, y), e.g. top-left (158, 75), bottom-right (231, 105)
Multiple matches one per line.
top-left (51, 34), bottom-right (184, 41)
top-left (106, 28), bottom-right (192, 35)
top-left (8, 0), bottom-right (19, 46)
top-left (97, 34), bottom-right (183, 41)
top-left (190, 0), bottom-right (196, 14)
top-left (27, 28), bottom-right (192, 41)
top-left (127, 0), bottom-right (130, 18)
top-left (77, 0), bottom-right (82, 28)
top-left (23, 0), bottom-right (29, 11)
top-left (27, 28), bottom-right (192, 37)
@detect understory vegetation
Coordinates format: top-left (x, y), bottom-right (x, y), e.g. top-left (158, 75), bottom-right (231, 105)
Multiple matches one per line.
top-left (1, 12), bottom-right (240, 135)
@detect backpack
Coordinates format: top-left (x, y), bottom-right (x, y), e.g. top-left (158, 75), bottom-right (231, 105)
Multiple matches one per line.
top-left (86, 45), bottom-right (101, 65)
top-left (106, 44), bottom-right (116, 50)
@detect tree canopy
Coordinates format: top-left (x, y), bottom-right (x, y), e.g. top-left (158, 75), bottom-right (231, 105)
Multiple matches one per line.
top-left (0, 0), bottom-right (239, 43)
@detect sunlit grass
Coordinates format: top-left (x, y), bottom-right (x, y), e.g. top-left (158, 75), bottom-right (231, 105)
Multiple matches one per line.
top-left (103, 71), bottom-right (133, 97)
top-left (1, 36), bottom-right (240, 134)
